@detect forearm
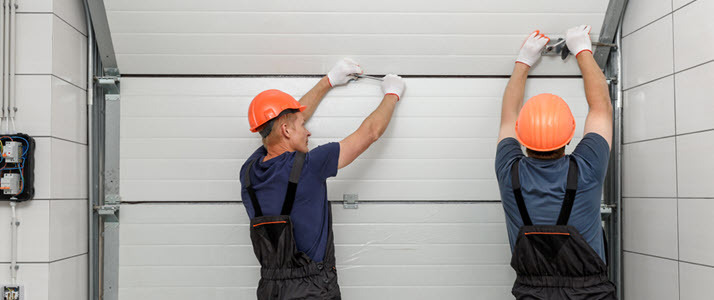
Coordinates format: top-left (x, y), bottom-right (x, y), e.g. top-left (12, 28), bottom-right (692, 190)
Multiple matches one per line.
top-left (577, 52), bottom-right (611, 110)
top-left (359, 94), bottom-right (399, 141)
top-left (299, 76), bottom-right (332, 121)
top-left (501, 63), bottom-right (530, 123)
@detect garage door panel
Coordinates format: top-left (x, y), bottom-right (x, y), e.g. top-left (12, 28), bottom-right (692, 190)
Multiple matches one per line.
top-left (120, 78), bottom-right (586, 98)
top-left (119, 286), bottom-right (514, 300)
top-left (117, 54), bottom-right (586, 75)
top-left (119, 265), bottom-right (515, 288)
top-left (119, 203), bottom-right (506, 225)
top-left (123, 95), bottom-right (590, 118)
top-left (121, 179), bottom-right (503, 201)
top-left (120, 244), bottom-right (510, 266)
top-left (120, 223), bottom-right (508, 246)
top-left (106, 0), bottom-right (607, 14)
top-left (121, 158), bottom-right (498, 180)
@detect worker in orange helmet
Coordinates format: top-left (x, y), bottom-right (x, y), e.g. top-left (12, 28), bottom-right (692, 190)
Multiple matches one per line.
top-left (240, 58), bottom-right (405, 300)
top-left (495, 26), bottom-right (617, 299)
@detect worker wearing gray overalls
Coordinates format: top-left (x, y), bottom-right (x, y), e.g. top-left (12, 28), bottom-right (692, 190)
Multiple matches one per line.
top-left (495, 26), bottom-right (617, 299)
top-left (240, 58), bottom-right (406, 299)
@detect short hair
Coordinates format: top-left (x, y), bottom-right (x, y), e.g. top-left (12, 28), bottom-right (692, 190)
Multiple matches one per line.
top-left (258, 108), bottom-right (300, 141)
top-left (526, 146), bottom-right (566, 160)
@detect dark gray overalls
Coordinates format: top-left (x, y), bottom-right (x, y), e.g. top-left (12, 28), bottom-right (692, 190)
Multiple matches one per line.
top-left (243, 152), bottom-right (341, 300)
top-left (509, 157), bottom-right (617, 299)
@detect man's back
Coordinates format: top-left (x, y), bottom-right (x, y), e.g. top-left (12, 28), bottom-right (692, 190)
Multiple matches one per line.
top-left (495, 132), bottom-right (610, 262)
top-left (239, 142), bottom-right (340, 262)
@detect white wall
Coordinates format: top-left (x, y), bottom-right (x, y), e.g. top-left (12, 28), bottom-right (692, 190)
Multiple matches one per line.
top-left (119, 76), bottom-right (590, 299)
top-left (103, 0), bottom-right (609, 75)
top-left (0, 0), bottom-right (88, 299)
top-left (621, 0), bottom-right (714, 299)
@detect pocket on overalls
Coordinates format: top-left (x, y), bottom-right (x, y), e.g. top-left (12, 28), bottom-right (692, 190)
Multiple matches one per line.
top-left (253, 220), bottom-right (289, 249)
top-left (524, 231), bottom-right (571, 261)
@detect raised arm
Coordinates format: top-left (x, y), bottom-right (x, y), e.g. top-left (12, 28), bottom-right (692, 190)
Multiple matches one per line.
top-left (300, 58), bottom-right (363, 121)
top-left (298, 77), bottom-right (331, 121)
top-left (338, 75), bottom-right (405, 169)
top-left (498, 31), bottom-right (550, 143)
top-left (566, 25), bottom-right (613, 149)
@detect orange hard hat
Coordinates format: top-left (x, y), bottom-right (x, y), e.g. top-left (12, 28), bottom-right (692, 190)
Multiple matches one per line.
top-left (515, 93), bottom-right (576, 152)
top-left (248, 89), bottom-right (306, 132)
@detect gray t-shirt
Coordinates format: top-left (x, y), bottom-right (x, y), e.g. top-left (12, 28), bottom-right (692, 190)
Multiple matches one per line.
top-left (495, 133), bottom-right (610, 262)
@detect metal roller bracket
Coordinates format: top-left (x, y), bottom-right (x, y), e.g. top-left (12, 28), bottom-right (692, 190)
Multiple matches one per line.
top-left (600, 203), bottom-right (616, 215)
top-left (98, 68), bottom-right (121, 101)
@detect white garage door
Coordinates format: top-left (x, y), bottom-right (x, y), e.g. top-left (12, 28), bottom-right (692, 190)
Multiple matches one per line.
top-left (105, 0), bottom-right (608, 75)
top-left (118, 77), bottom-right (590, 299)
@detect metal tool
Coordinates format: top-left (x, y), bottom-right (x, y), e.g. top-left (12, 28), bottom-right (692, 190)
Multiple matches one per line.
top-left (542, 38), bottom-right (617, 60)
top-left (352, 74), bottom-right (384, 81)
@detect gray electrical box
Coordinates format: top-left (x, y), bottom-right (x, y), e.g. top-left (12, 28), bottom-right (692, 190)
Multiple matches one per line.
top-left (2, 285), bottom-right (22, 300)
top-left (1, 174), bottom-right (20, 195)
top-left (2, 141), bottom-right (22, 164)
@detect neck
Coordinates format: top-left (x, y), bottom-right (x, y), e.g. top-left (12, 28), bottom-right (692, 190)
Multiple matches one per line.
top-left (528, 153), bottom-right (566, 160)
top-left (264, 141), bottom-right (293, 162)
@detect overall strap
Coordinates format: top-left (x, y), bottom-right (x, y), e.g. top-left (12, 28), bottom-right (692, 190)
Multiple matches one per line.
top-left (511, 158), bottom-right (533, 226)
top-left (243, 158), bottom-right (263, 217)
top-left (280, 152), bottom-right (307, 215)
top-left (556, 156), bottom-right (579, 225)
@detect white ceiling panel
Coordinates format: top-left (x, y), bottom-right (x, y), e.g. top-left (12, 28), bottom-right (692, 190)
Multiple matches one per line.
top-left (105, 0), bottom-right (609, 75)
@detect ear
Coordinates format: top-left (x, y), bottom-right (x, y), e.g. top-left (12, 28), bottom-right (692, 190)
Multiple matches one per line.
top-left (280, 122), bottom-right (291, 139)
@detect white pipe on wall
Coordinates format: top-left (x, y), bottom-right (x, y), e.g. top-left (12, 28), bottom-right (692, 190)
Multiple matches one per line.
top-left (8, 0), bottom-right (16, 132)
top-left (1, 0), bottom-right (8, 133)
top-left (83, 1), bottom-right (95, 298)
top-left (0, 0), bottom-right (4, 127)
top-left (10, 201), bottom-right (18, 285)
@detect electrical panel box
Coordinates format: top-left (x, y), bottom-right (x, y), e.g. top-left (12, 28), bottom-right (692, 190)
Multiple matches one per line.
top-left (2, 285), bottom-right (22, 300)
top-left (0, 133), bottom-right (35, 201)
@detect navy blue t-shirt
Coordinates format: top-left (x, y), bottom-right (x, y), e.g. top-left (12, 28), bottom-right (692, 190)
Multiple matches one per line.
top-left (239, 143), bottom-right (340, 262)
top-left (495, 133), bottom-right (610, 262)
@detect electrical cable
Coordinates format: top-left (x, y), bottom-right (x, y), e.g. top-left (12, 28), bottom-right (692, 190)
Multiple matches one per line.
top-left (15, 159), bottom-right (23, 196)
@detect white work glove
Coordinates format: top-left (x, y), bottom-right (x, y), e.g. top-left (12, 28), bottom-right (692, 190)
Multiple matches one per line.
top-left (566, 25), bottom-right (593, 57)
top-left (327, 58), bottom-right (363, 87)
top-left (381, 74), bottom-right (405, 101)
top-left (516, 30), bottom-right (550, 67)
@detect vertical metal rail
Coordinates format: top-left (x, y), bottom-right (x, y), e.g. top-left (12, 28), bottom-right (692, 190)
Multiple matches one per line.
top-left (603, 22), bottom-right (624, 299)
top-left (85, 0), bottom-right (121, 298)
top-left (614, 25), bottom-right (623, 300)
top-left (100, 69), bottom-right (120, 300)
top-left (83, 1), bottom-right (101, 299)
top-left (597, 1), bottom-right (628, 296)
